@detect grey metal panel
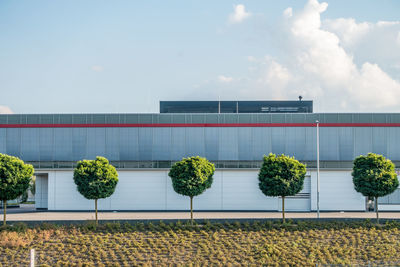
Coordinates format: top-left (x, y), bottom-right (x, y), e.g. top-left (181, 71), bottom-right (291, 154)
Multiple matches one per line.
top-left (39, 128), bottom-right (53, 161)
top-left (105, 128), bottom-right (120, 161)
top-left (285, 127), bottom-right (305, 159)
top-left (171, 128), bottom-right (185, 160)
top-left (87, 128), bottom-right (106, 159)
top-left (138, 128), bottom-right (153, 160)
top-left (6, 128), bottom-right (21, 157)
top-left (338, 127), bottom-right (354, 161)
top-left (372, 128), bottom-right (387, 156)
top-left (6, 112), bottom-right (400, 125)
top-left (238, 128), bottom-right (252, 160)
top-left (388, 128), bottom-right (400, 159)
top-left (354, 127), bottom-right (372, 157)
top-left (158, 114), bottom-right (172, 123)
top-left (72, 114), bottom-right (87, 124)
top-left (72, 128), bottom-right (87, 161)
top-left (320, 128), bottom-right (339, 160)
top-left (105, 114), bottom-right (120, 124)
top-left (21, 128), bottom-right (39, 161)
top-left (119, 128), bottom-right (139, 160)
top-left (152, 128), bottom-right (171, 160)
top-left (25, 114), bottom-right (41, 124)
top-left (304, 127), bottom-right (316, 161)
top-left (0, 115), bottom-right (6, 124)
top-left (205, 128), bottom-right (219, 161)
top-left (219, 128), bottom-right (238, 160)
top-left (191, 115), bottom-right (205, 123)
top-left (185, 128), bottom-right (205, 157)
top-left (0, 128), bottom-right (6, 154)
top-left (252, 128), bottom-right (271, 160)
top-left (54, 128), bottom-right (73, 161)
top-left (271, 128), bottom-right (285, 155)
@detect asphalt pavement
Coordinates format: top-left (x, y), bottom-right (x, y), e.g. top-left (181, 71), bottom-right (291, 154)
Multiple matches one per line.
top-left (1, 205), bottom-right (400, 222)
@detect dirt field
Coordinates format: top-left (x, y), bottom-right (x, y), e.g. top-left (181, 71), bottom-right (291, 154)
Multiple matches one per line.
top-left (1, 220), bottom-right (400, 266)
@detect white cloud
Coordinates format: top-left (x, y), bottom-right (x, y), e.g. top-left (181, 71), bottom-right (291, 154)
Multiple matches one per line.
top-left (283, 7), bottom-right (292, 18)
top-left (207, 0), bottom-right (400, 112)
top-left (377, 21), bottom-right (400, 27)
top-left (218, 75), bottom-right (233, 83)
top-left (323, 18), bottom-right (370, 46)
top-left (397, 32), bottom-right (400, 46)
top-left (228, 4), bottom-right (251, 24)
top-left (91, 65), bottom-right (104, 72)
top-left (0, 105), bottom-right (13, 114)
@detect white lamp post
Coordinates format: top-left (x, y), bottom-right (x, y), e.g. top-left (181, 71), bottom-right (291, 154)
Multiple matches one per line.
top-left (316, 120), bottom-right (320, 219)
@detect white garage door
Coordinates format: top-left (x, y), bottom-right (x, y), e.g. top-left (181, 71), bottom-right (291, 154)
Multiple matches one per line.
top-left (279, 176), bottom-right (311, 211)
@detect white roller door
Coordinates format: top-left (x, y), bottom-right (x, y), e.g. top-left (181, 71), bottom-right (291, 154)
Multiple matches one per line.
top-left (279, 176), bottom-right (311, 211)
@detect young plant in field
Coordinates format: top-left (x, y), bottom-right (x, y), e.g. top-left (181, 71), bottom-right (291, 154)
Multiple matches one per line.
top-left (258, 153), bottom-right (306, 223)
top-left (0, 153), bottom-right (34, 226)
top-left (73, 156), bottom-right (118, 225)
top-left (352, 153), bottom-right (399, 223)
top-left (168, 156), bottom-right (215, 225)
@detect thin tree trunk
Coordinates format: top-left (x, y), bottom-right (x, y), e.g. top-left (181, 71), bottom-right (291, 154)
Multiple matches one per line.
top-left (282, 196), bottom-right (285, 224)
top-left (190, 196), bottom-right (193, 225)
top-left (3, 200), bottom-right (6, 226)
top-left (95, 199), bottom-right (98, 225)
top-left (375, 197), bottom-right (379, 224)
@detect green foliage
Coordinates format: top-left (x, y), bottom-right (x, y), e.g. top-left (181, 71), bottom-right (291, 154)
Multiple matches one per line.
top-left (258, 153), bottom-right (306, 197)
top-left (168, 156), bottom-right (215, 197)
top-left (352, 153), bottom-right (399, 198)
top-left (0, 153), bottom-right (34, 201)
top-left (73, 156), bottom-right (119, 200)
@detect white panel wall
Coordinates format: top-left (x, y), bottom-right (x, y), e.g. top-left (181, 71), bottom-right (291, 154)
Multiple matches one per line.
top-left (35, 175), bottom-right (48, 209)
top-left (379, 205), bottom-right (400, 211)
top-left (43, 169), bottom-right (369, 211)
top-left (311, 170), bottom-right (365, 211)
top-left (222, 170), bottom-right (278, 210)
top-left (111, 171), bottom-right (167, 210)
top-left (193, 171), bottom-right (223, 210)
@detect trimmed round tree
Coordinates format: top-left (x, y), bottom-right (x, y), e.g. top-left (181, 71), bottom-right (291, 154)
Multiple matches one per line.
top-left (0, 153), bottom-right (34, 226)
top-left (168, 156), bottom-right (215, 224)
top-left (258, 153), bottom-right (306, 223)
top-left (73, 156), bottom-right (118, 225)
top-left (352, 153), bottom-right (398, 224)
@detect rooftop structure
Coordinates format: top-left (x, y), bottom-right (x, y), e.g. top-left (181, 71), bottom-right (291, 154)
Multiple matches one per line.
top-left (160, 100), bottom-right (313, 113)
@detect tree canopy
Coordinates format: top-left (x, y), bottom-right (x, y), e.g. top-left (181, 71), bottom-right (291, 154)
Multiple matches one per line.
top-left (169, 156), bottom-right (215, 198)
top-left (258, 153), bottom-right (306, 223)
top-left (169, 156), bottom-right (215, 224)
top-left (258, 153), bottom-right (306, 197)
top-left (0, 153), bottom-right (34, 225)
top-left (73, 156), bottom-right (119, 200)
top-left (352, 153), bottom-right (398, 198)
top-left (0, 153), bottom-right (34, 201)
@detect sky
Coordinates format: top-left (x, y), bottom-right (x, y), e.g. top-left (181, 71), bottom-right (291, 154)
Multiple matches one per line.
top-left (0, 0), bottom-right (399, 114)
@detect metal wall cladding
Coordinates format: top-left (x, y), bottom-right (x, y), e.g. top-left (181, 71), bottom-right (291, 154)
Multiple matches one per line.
top-left (3, 113), bottom-right (400, 125)
top-left (0, 127), bottom-right (397, 162)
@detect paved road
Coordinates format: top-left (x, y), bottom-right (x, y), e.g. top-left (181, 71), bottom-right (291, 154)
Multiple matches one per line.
top-left (1, 206), bottom-right (400, 221)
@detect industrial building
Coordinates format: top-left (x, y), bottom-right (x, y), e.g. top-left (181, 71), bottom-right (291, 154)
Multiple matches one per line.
top-left (0, 100), bottom-right (399, 211)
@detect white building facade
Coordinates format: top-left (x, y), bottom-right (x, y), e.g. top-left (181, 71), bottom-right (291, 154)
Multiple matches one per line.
top-left (1, 111), bottom-right (400, 212)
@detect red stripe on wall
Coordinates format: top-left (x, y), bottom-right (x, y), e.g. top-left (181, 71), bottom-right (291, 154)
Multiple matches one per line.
top-left (1, 123), bottom-right (400, 128)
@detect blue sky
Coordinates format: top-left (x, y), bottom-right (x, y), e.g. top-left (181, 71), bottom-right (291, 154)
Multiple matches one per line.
top-left (0, 0), bottom-right (399, 114)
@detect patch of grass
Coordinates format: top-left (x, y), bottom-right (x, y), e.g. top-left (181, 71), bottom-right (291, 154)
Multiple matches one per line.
top-left (0, 220), bottom-right (399, 265)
